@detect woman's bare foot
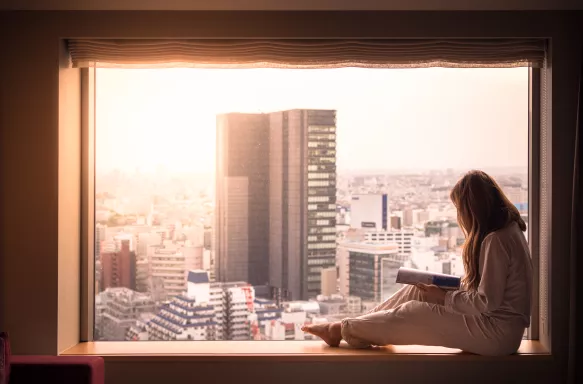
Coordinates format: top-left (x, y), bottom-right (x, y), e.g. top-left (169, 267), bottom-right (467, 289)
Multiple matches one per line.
top-left (301, 322), bottom-right (342, 347)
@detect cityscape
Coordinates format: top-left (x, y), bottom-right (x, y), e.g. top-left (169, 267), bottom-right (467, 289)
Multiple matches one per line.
top-left (94, 68), bottom-right (529, 341)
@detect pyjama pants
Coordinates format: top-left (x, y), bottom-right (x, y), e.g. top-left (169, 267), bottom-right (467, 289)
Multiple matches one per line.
top-left (340, 285), bottom-right (526, 356)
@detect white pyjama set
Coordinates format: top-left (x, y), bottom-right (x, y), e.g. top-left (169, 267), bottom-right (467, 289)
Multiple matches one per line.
top-left (341, 222), bottom-right (533, 356)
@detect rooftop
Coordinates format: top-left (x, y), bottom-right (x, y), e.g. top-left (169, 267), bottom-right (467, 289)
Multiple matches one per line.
top-left (187, 270), bottom-right (210, 284)
top-left (338, 241), bottom-right (400, 254)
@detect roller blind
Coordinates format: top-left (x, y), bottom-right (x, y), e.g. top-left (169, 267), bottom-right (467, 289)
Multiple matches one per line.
top-left (67, 39), bottom-right (546, 69)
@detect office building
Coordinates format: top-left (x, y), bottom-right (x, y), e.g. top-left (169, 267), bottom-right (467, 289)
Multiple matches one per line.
top-left (344, 228), bottom-right (415, 255)
top-left (147, 243), bottom-right (201, 298)
top-left (135, 258), bottom-right (149, 292)
top-left (403, 207), bottom-right (414, 227)
top-left (96, 287), bottom-right (155, 341)
top-left (425, 219), bottom-right (452, 237)
top-left (337, 242), bottom-right (407, 302)
top-left (222, 282), bottom-right (256, 340)
top-left (187, 271), bottom-right (255, 341)
top-left (317, 294), bottom-right (346, 315)
top-left (145, 271), bottom-right (218, 341)
top-left (130, 271), bottom-right (258, 341)
top-left (410, 248), bottom-right (465, 276)
top-left (215, 113), bottom-right (271, 287)
top-left (364, 230), bottom-right (415, 255)
top-left (503, 186), bottom-right (528, 206)
top-left (248, 297), bottom-right (283, 340)
top-left (101, 239), bottom-right (137, 291)
top-left (390, 215), bottom-right (402, 230)
top-left (320, 267), bottom-right (337, 296)
top-left (270, 109), bottom-right (337, 299)
top-left (349, 194), bottom-right (388, 230)
top-left (345, 295), bottom-right (363, 315)
top-left (203, 228), bottom-right (212, 249)
top-left (95, 223), bottom-right (107, 261)
top-left (216, 109), bottom-right (337, 300)
top-left (137, 232), bottom-right (162, 258)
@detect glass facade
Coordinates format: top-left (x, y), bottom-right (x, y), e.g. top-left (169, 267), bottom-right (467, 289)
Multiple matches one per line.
top-left (348, 251), bottom-right (405, 302)
top-left (306, 113), bottom-right (337, 297)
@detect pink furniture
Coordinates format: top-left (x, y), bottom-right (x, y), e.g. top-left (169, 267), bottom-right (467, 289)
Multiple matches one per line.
top-left (1, 333), bottom-right (103, 384)
top-left (9, 356), bottom-right (104, 384)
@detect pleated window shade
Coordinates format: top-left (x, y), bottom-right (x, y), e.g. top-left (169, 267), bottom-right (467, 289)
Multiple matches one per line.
top-left (67, 39), bottom-right (546, 69)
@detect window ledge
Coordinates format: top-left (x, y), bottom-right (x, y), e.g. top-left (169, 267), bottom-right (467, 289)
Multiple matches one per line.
top-left (60, 340), bottom-right (549, 361)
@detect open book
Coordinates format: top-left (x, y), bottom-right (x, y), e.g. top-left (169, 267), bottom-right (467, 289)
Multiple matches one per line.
top-left (396, 267), bottom-right (461, 290)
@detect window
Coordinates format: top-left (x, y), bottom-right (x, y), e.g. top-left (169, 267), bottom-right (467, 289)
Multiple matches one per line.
top-left (93, 67), bottom-right (530, 342)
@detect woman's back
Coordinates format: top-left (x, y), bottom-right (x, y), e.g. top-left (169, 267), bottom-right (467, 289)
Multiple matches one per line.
top-left (482, 221), bottom-right (532, 326)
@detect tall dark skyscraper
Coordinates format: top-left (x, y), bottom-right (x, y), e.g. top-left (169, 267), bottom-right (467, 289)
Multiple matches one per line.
top-left (215, 113), bottom-right (270, 286)
top-left (215, 109), bottom-right (337, 300)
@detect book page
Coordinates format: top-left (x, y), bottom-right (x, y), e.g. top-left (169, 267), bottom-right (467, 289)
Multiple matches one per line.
top-left (396, 268), bottom-right (435, 285)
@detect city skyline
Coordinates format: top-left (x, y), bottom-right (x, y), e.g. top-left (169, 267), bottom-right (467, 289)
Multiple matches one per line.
top-left (94, 166), bottom-right (529, 341)
top-left (93, 67), bottom-right (530, 341)
top-left (96, 67), bottom-right (528, 174)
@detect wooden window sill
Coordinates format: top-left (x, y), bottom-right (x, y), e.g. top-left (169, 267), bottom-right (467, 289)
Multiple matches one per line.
top-left (60, 340), bottom-right (549, 361)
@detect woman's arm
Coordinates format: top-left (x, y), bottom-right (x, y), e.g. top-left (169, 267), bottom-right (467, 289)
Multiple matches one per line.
top-left (444, 234), bottom-right (509, 315)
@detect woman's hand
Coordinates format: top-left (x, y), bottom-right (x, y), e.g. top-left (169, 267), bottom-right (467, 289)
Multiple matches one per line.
top-left (416, 283), bottom-right (447, 304)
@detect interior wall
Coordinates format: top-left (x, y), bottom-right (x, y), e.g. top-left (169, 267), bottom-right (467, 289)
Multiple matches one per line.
top-left (0, 10), bottom-right (580, 383)
top-left (0, 19), bottom-right (60, 355)
top-left (105, 359), bottom-right (555, 384)
top-left (57, 41), bottom-right (81, 353)
top-left (1, 0), bottom-right (582, 11)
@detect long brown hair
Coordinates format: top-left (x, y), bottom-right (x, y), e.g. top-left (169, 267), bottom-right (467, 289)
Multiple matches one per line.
top-left (450, 170), bottom-right (526, 290)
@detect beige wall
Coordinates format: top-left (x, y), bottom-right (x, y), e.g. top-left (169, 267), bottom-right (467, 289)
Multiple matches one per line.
top-left (0, 10), bottom-right (581, 383)
top-left (57, 41), bottom-right (82, 353)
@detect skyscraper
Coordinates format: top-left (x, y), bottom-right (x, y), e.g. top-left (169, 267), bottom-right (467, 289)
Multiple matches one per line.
top-left (215, 113), bottom-right (270, 286)
top-left (216, 109), bottom-right (337, 300)
top-left (270, 110), bottom-right (337, 299)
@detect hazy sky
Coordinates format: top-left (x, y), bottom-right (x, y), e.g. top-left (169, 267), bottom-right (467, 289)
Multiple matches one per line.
top-left (96, 67), bottom-right (528, 174)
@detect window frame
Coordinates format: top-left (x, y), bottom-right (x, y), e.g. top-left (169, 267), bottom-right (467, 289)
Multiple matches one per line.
top-left (79, 64), bottom-right (546, 351)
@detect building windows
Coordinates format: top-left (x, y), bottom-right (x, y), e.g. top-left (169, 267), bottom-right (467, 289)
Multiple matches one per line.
top-left (309, 219), bottom-right (331, 226)
top-left (308, 196), bottom-right (330, 203)
top-left (309, 227), bottom-right (336, 234)
top-left (308, 173), bottom-right (333, 179)
top-left (308, 203), bottom-right (337, 211)
top-left (307, 243), bottom-right (336, 250)
top-left (308, 149), bottom-right (336, 157)
top-left (308, 142), bottom-right (336, 148)
top-left (308, 125), bottom-right (336, 133)
top-left (308, 180), bottom-right (335, 187)
top-left (308, 134), bottom-right (336, 141)
top-left (308, 164), bottom-right (336, 172)
top-left (307, 235), bottom-right (336, 242)
top-left (309, 211), bottom-right (336, 218)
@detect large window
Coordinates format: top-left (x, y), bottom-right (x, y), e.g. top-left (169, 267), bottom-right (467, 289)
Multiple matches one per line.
top-left (93, 67), bottom-right (529, 341)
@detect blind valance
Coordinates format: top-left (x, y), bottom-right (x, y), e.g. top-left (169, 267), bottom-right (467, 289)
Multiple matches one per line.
top-left (67, 39), bottom-right (546, 69)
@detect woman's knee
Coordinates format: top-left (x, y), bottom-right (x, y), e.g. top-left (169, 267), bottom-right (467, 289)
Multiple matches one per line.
top-left (340, 318), bottom-right (371, 348)
top-left (395, 299), bottom-right (426, 314)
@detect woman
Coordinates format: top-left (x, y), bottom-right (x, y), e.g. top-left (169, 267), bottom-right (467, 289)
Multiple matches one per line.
top-left (302, 170), bottom-right (532, 356)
